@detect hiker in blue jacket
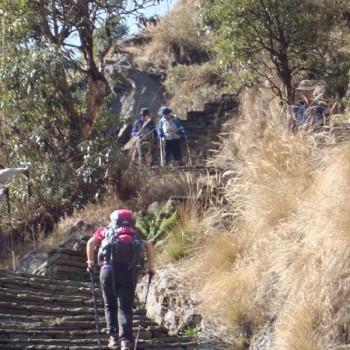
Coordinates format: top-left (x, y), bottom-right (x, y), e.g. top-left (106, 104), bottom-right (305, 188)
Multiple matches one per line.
top-left (131, 108), bottom-right (158, 166)
top-left (131, 108), bottom-right (157, 139)
top-left (288, 80), bottom-right (330, 131)
top-left (158, 107), bottom-right (186, 166)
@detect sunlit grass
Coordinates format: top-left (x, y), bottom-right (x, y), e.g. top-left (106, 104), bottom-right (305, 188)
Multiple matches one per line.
top-left (182, 86), bottom-right (350, 347)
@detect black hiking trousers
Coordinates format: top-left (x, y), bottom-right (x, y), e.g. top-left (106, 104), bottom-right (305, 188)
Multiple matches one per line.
top-left (99, 266), bottom-right (137, 342)
top-left (164, 138), bottom-right (182, 164)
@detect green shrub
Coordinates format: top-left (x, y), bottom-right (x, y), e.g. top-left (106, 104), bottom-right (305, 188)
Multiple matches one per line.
top-left (134, 200), bottom-right (177, 244)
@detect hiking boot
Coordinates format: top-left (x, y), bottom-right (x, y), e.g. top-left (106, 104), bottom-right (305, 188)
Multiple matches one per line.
top-left (120, 339), bottom-right (132, 350)
top-left (108, 336), bottom-right (119, 349)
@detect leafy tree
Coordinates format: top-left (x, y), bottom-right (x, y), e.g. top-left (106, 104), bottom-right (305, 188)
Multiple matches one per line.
top-left (0, 0), bottom-right (163, 140)
top-left (201, 0), bottom-right (345, 103)
top-left (0, 0), bottom-right (164, 240)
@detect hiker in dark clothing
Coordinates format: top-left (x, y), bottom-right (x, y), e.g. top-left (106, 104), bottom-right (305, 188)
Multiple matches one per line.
top-left (288, 80), bottom-right (330, 131)
top-left (86, 209), bottom-right (155, 350)
top-left (158, 107), bottom-right (186, 166)
top-left (131, 108), bottom-right (158, 167)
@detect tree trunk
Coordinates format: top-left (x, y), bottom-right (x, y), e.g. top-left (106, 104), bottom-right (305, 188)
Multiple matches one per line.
top-left (84, 72), bottom-right (108, 138)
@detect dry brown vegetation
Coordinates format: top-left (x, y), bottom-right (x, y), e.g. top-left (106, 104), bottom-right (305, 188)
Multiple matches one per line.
top-left (182, 87), bottom-right (350, 348)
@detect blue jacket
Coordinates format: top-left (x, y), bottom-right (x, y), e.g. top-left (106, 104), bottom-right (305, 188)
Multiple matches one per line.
top-left (296, 100), bottom-right (328, 126)
top-left (131, 118), bottom-right (157, 139)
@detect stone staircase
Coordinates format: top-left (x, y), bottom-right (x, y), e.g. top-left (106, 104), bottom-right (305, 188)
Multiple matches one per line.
top-left (0, 268), bottom-right (198, 350)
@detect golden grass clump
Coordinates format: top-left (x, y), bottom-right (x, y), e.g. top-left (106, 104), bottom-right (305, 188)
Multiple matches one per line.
top-left (184, 86), bottom-right (350, 347)
top-left (224, 88), bottom-right (323, 241)
top-left (268, 143), bottom-right (350, 348)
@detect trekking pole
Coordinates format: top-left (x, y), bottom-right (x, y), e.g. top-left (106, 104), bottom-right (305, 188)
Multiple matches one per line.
top-left (183, 132), bottom-right (193, 166)
top-left (137, 141), bottom-right (142, 168)
top-left (138, 126), bottom-right (157, 140)
top-left (89, 268), bottom-right (102, 350)
top-left (25, 171), bottom-right (36, 249)
top-left (134, 273), bottom-right (153, 350)
top-left (4, 187), bottom-right (16, 271)
top-left (159, 138), bottom-right (164, 166)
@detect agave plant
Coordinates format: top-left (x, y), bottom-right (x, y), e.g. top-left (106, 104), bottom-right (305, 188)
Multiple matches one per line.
top-left (134, 200), bottom-right (177, 244)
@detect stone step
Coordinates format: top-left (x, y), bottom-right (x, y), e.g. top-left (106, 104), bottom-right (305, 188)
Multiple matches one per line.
top-left (0, 267), bottom-right (199, 350)
top-left (0, 277), bottom-right (94, 296)
top-left (0, 308), bottom-right (151, 325)
top-left (0, 328), bottom-right (106, 338)
top-left (0, 290), bottom-right (103, 307)
top-left (0, 338), bottom-right (110, 350)
top-left (1, 268), bottom-right (86, 283)
top-left (0, 313), bottom-right (97, 322)
top-left (0, 337), bottom-right (198, 350)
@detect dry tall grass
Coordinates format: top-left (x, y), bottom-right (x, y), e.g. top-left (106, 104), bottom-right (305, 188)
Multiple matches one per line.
top-left (185, 87), bottom-right (350, 348)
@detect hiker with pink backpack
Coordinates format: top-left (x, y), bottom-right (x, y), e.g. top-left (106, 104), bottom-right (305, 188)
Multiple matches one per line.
top-left (86, 209), bottom-right (155, 350)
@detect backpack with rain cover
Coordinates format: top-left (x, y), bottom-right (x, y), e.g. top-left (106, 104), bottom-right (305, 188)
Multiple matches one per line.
top-left (98, 209), bottom-right (144, 269)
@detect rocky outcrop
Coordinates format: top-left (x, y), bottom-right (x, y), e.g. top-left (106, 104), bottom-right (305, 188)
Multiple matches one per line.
top-left (137, 265), bottom-right (234, 350)
top-left (136, 265), bottom-right (201, 336)
top-left (31, 236), bottom-right (89, 280)
top-left (104, 51), bottom-right (166, 121)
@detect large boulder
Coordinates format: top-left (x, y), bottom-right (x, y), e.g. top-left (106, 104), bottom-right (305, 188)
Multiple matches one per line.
top-left (136, 264), bottom-right (231, 349)
top-left (17, 249), bottom-right (57, 274)
top-left (136, 265), bottom-right (201, 336)
top-left (104, 52), bottom-right (166, 120)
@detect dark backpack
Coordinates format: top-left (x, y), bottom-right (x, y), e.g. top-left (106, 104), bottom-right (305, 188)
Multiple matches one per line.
top-left (98, 224), bottom-right (145, 268)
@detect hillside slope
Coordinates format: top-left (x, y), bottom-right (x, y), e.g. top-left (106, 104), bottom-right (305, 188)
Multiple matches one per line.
top-left (180, 88), bottom-right (350, 349)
